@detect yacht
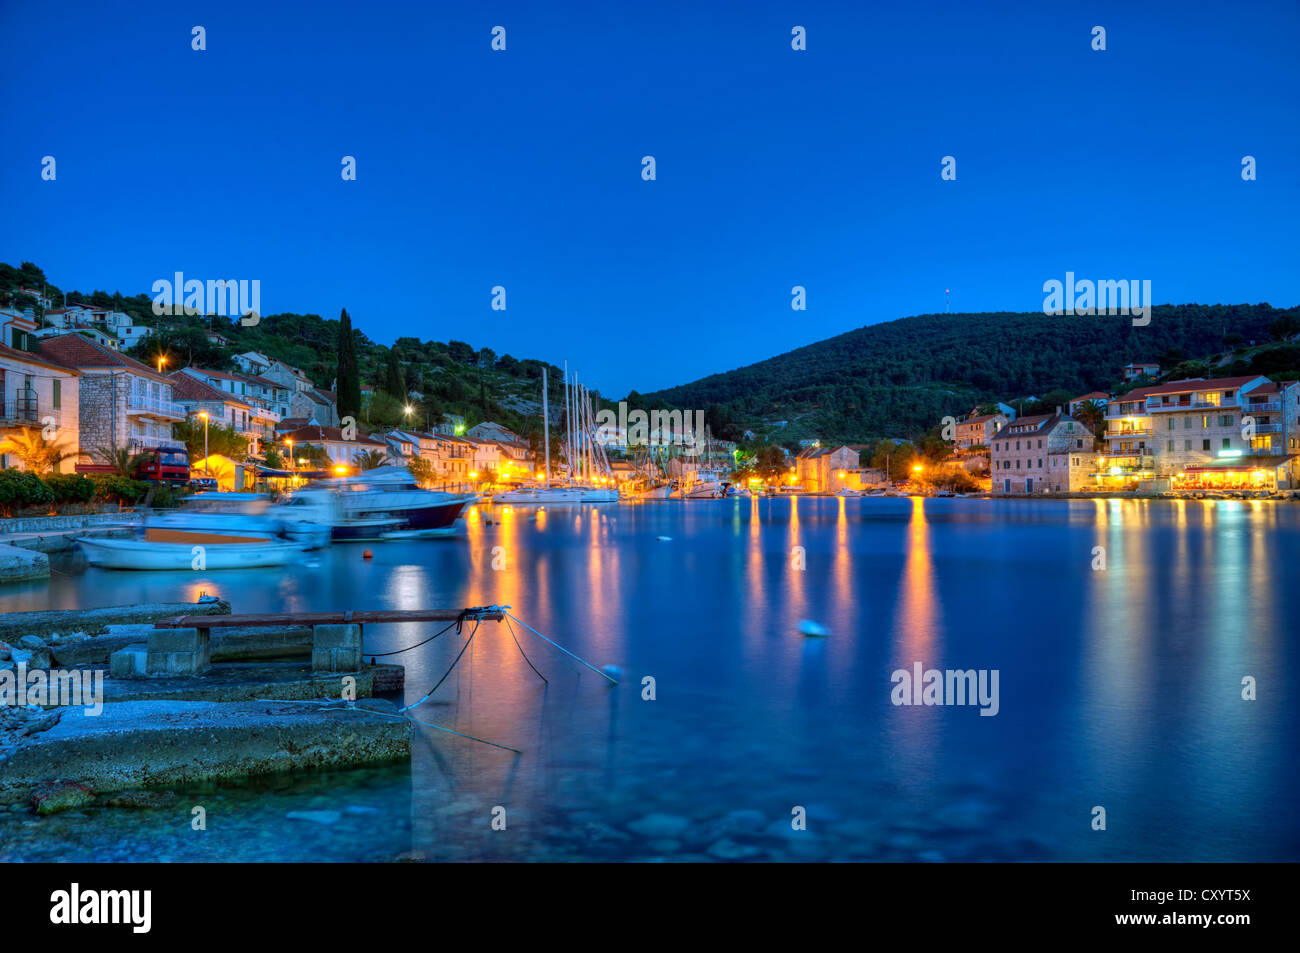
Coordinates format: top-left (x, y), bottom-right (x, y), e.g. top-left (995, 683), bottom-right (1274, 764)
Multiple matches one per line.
top-left (327, 467), bottom-right (474, 535)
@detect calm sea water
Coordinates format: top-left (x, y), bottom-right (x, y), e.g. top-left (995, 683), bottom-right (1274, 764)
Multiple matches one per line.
top-left (2, 497), bottom-right (1297, 862)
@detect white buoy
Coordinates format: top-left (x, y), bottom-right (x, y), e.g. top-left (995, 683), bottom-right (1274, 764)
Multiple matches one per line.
top-left (798, 619), bottom-right (829, 637)
top-left (656, 536), bottom-right (672, 542)
top-left (600, 664), bottom-right (623, 681)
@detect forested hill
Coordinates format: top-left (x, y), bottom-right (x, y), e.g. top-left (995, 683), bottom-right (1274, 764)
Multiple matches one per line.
top-left (638, 304), bottom-right (1300, 442)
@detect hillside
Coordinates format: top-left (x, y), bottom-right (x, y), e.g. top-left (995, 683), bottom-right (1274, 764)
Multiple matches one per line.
top-left (638, 305), bottom-right (1300, 443)
top-left (0, 262), bottom-right (562, 442)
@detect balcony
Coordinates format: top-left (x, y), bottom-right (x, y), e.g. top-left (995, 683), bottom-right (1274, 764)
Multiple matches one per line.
top-left (1106, 426), bottom-right (1153, 437)
top-left (126, 393), bottom-right (186, 419)
top-left (129, 436), bottom-right (186, 453)
top-left (1250, 423), bottom-right (1281, 434)
top-left (1146, 396), bottom-right (1237, 412)
top-left (1242, 401), bottom-right (1282, 414)
top-left (0, 393), bottom-right (40, 426)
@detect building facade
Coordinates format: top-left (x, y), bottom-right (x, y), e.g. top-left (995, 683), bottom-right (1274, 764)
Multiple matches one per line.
top-left (991, 410), bottom-right (1096, 494)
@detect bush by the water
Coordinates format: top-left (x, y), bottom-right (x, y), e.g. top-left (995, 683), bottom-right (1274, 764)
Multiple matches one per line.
top-left (0, 469), bottom-right (153, 515)
top-left (0, 470), bottom-right (55, 515)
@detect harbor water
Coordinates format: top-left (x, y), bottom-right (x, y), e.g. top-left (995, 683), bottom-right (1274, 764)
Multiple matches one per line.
top-left (1, 496), bottom-right (1296, 862)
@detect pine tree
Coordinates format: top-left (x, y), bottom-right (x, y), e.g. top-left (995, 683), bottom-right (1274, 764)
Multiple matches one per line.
top-left (336, 308), bottom-right (362, 419)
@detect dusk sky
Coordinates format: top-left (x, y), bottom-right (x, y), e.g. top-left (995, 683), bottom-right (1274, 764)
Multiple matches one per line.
top-left (2, 0), bottom-right (1296, 397)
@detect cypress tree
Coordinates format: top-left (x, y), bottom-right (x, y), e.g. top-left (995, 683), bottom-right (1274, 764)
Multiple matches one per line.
top-left (383, 348), bottom-right (405, 399)
top-left (336, 308), bottom-right (362, 419)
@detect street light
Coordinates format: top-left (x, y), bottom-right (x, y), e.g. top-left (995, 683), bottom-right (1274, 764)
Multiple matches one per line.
top-left (198, 412), bottom-right (209, 477)
top-left (157, 354), bottom-right (167, 374)
top-left (285, 438), bottom-right (294, 480)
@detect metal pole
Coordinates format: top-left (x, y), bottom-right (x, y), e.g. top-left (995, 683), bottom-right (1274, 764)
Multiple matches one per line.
top-left (542, 366), bottom-right (550, 487)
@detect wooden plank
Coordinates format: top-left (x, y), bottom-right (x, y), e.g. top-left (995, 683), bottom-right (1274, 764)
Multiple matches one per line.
top-left (155, 609), bottom-right (504, 628)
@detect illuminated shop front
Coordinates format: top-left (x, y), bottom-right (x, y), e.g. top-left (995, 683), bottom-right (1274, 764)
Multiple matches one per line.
top-left (1173, 454), bottom-right (1291, 491)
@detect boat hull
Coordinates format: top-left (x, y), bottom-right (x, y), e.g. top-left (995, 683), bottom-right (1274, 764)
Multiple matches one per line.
top-left (76, 536), bottom-right (306, 571)
top-left (493, 488), bottom-right (619, 504)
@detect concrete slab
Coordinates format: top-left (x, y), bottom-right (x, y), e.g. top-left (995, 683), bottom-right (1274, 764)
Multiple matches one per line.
top-left (0, 698), bottom-right (410, 805)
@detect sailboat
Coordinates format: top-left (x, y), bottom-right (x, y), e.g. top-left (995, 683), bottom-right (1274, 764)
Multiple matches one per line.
top-left (492, 365), bottom-right (619, 504)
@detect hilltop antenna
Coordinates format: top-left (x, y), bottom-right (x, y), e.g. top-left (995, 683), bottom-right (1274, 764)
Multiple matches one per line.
top-left (945, 289), bottom-right (950, 314)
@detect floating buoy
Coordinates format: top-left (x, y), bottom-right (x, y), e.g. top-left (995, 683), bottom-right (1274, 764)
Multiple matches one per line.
top-left (363, 549), bottom-right (373, 560)
top-left (600, 664), bottom-right (623, 682)
top-left (798, 619), bottom-right (829, 637)
top-left (656, 536), bottom-right (672, 542)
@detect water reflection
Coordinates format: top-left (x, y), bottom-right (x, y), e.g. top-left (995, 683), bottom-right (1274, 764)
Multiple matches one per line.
top-left (4, 497), bottom-right (1297, 861)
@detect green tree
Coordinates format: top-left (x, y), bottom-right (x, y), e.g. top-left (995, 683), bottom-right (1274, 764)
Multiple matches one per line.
top-left (336, 308), bottom-right (362, 419)
top-left (382, 348), bottom-right (406, 399)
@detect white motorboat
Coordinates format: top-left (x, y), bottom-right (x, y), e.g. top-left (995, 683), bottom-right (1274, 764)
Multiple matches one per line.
top-left (671, 480), bottom-right (722, 499)
top-left (76, 534), bottom-right (306, 570)
top-left (274, 487), bottom-right (404, 541)
top-left (145, 491), bottom-right (332, 549)
top-left (328, 467), bottom-right (474, 534)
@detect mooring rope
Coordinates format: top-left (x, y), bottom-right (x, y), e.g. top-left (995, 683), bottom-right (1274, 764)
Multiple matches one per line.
top-left (500, 609), bottom-right (619, 684)
top-left (397, 618), bottom-right (481, 713)
top-left (362, 618), bottom-right (459, 657)
top-left (504, 614), bottom-right (548, 684)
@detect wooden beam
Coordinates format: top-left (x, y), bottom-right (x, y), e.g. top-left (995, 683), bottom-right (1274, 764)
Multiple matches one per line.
top-left (155, 609), bottom-right (504, 629)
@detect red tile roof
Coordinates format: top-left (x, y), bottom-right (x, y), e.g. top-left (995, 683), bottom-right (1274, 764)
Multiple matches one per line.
top-left (1125, 376), bottom-right (1263, 399)
top-left (0, 341), bottom-right (80, 374)
top-left (168, 371), bottom-right (252, 408)
top-left (37, 333), bottom-right (169, 382)
top-left (282, 425), bottom-right (384, 447)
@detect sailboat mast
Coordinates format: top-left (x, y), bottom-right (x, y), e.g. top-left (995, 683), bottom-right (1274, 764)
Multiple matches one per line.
top-left (563, 361), bottom-right (571, 484)
top-left (542, 366), bottom-right (551, 487)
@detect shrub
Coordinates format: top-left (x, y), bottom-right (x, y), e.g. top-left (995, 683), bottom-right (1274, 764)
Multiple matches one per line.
top-left (0, 469), bottom-right (56, 515)
top-left (91, 474), bottom-right (149, 505)
top-left (41, 473), bottom-right (96, 505)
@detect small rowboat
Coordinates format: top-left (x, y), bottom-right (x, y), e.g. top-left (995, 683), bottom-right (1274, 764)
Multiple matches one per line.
top-left (75, 534), bottom-right (306, 571)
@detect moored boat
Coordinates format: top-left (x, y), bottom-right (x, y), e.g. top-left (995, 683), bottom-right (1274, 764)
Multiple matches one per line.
top-left (76, 535), bottom-right (306, 570)
top-left (328, 467), bottom-right (474, 533)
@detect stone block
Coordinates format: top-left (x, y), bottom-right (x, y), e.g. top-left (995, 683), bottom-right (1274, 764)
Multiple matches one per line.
top-left (110, 644), bottom-right (148, 678)
top-left (147, 627), bottom-right (206, 654)
top-left (312, 624), bottom-right (362, 673)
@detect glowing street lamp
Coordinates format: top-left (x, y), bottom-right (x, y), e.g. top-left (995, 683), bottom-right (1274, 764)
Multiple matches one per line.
top-left (157, 354), bottom-right (167, 374)
top-left (285, 438), bottom-right (294, 479)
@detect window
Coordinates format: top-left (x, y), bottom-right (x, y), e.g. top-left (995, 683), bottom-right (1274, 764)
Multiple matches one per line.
top-left (52, 380), bottom-right (61, 409)
top-left (1168, 440), bottom-right (1174, 451)
top-left (1167, 418), bottom-right (1174, 429)
top-left (1220, 415), bottom-right (1233, 427)
top-left (1184, 417), bottom-right (1191, 429)
top-left (1185, 440), bottom-right (1192, 450)
top-left (1202, 439), bottom-right (1210, 451)
top-left (1201, 416), bottom-right (1209, 429)
top-left (1222, 437), bottom-right (1231, 449)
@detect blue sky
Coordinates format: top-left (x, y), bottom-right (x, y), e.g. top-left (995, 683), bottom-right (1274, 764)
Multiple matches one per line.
top-left (2, 0), bottom-right (1297, 397)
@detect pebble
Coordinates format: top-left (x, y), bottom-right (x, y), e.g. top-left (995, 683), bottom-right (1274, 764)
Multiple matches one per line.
top-left (18, 636), bottom-right (45, 650)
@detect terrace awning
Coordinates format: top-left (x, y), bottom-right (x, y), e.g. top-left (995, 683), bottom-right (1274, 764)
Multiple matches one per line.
top-left (1181, 456), bottom-right (1293, 473)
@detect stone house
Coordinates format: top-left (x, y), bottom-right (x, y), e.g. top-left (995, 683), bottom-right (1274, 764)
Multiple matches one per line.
top-left (0, 343), bottom-right (81, 473)
top-left (38, 333), bottom-right (184, 456)
top-left (991, 410), bottom-right (1095, 494)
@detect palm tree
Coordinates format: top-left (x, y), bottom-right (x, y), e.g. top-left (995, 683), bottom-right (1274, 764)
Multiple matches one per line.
top-left (92, 445), bottom-right (149, 478)
top-left (353, 449), bottom-right (388, 470)
top-left (0, 428), bottom-right (82, 473)
top-left (1073, 401), bottom-right (1107, 440)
